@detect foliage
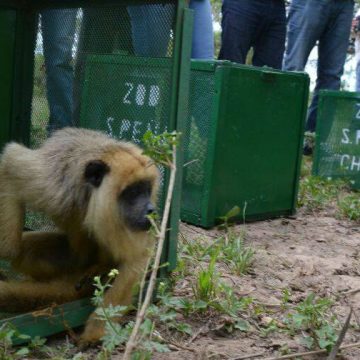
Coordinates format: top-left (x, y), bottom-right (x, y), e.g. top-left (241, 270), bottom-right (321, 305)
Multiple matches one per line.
top-left (220, 232), bottom-right (254, 275)
top-left (286, 293), bottom-right (339, 351)
top-left (192, 248), bottom-right (220, 303)
top-left (338, 193), bottom-right (360, 221)
top-left (298, 173), bottom-right (360, 222)
top-left (92, 270), bottom-right (171, 359)
top-left (142, 131), bottom-right (180, 166)
top-left (0, 323), bottom-right (47, 360)
top-left (298, 176), bottom-right (349, 211)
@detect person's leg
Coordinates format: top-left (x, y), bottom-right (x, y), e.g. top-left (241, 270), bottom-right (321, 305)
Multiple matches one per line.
top-left (73, 9), bottom-right (131, 125)
top-left (189, 0), bottom-right (214, 59)
top-left (356, 59), bottom-right (360, 92)
top-left (306, 0), bottom-right (354, 132)
top-left (218, 0), bottom-right (261, 63)
top-left (283, 0), bottom-right (330, 71)
top-left (252, 0), bottom-right (286, 69)
top-left (128, 4), bottom-right (174, 57)
top-left (41, 9), bottom-right (77, 133)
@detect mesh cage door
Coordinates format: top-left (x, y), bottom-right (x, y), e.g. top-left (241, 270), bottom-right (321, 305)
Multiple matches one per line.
top-left (20, 2), bottom-right (184, 229)
top-left (313, 90), bottom-right (360, 188)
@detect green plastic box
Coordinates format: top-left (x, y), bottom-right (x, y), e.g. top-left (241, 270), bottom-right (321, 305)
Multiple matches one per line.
top-left (181, 61), bottom-right (310, 228)
top-left (313, 90), bottom-right (360, 188)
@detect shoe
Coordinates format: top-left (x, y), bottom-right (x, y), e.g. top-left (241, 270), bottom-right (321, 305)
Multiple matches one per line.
top-left (303, 143), bottom-right (313, 156)
top-left (303, 132), bottom-right (315, 156)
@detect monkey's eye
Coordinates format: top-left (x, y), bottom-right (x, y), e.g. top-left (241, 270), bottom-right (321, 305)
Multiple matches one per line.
top-left (120, 181), bottom-right (151, 204)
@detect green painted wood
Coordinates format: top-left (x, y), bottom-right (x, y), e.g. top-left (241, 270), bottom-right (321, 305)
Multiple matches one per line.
top-left (0, 299), bottom-right (94, 345)
top-left (181, 62), bottom-right (309, 227)
top-left (313, 90), bottom-right (360, 188)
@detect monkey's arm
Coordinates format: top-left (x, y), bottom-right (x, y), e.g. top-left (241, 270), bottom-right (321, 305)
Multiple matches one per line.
top-left (79, 260), bottom-right (147, 346)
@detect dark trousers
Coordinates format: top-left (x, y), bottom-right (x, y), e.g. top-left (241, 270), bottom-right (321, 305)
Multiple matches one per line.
top-left (219, 0), bottom-right (286, 69)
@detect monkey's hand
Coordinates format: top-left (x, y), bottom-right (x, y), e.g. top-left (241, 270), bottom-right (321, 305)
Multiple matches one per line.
top-left (77, 315), bottom-right (105, 349)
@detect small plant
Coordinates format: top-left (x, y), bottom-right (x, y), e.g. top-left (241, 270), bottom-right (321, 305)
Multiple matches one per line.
top-left (338, 193), bottom-right (360, 221)
top-left (286, 293), bottom-right (339, 351)
top-left (298, 176), bottom-right (348, 211)
top-left (192, 248), bottom-right (220, 303)
top-left (218, 206), bottom-right (254, 275)
top-left (218, 205), bottom-right (241, 232)
top-left (281, 288), bottom-right (292, 310)
top-left (142, 130), bottom-right (180, 166)
top-left (0, 323), bottom-right (47, 360)
top-left (221, 232), bottom-right (254, 275)
top-left (93, 270), bottom-right (170, 358)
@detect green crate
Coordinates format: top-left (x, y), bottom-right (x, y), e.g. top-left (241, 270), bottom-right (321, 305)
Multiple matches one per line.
top-left (181, 61), bottom-right (310, 228)
top-left (0, 0), bottom-right (192, 343)
top-left (313, 90), bottom-right (360, 188)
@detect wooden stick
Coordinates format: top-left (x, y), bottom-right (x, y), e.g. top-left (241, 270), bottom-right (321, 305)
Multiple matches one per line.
top-left (327, 308), bottom-right (352, 360)
top-left (261, 342), bottom-right (360, 360)
top-left (123, 146), bottom-right (177, 360)
top-left (231, 352), bottom-right (266, 360)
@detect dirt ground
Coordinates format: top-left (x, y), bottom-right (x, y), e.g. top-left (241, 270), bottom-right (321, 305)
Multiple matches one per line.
top-left (153, 208), bottom-right (360, 360)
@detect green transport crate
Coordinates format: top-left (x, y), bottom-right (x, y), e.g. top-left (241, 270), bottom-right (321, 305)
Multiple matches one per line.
top-left (0, 0), bottom-right (192, 343)
top-left (313, 90), bottom-right (360, 188)
top-left (181, 61), bottom-right (310, 228)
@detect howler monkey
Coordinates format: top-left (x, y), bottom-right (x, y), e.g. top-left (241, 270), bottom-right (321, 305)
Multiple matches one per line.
top-left (0, 127), bottom-right (159, 345)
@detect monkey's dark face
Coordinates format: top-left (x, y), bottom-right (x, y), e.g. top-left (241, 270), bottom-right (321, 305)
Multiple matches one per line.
top-left (119, 181), bottom-right (155, 232)
top-left (84, 159), bottom-right (157, 233)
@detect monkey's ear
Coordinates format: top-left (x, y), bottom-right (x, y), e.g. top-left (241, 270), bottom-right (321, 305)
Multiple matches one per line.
top-left (84, 160), bottom-right (110, 188)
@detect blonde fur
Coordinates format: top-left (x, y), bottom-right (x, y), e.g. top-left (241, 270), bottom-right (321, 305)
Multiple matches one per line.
top-left (0, 128), bottom-right (159, 345)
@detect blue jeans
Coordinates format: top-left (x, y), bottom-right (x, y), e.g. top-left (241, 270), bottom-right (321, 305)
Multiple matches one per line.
top-left (128, 0), bottom-right (214, 59)
top-left (283, 0), bottom-right (354, 132)
top-left (127, 5), bottom-right (175, 57)
top-left (356, 60), bottom-right (360, 92)
top-left (41, 9), bottom-right (77, 133)
top-left (218, 0), bottom-right (286, 69)
top-left (189, 0), bottom-right (214, 59)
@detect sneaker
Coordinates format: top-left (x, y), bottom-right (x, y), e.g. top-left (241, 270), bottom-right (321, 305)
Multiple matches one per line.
top-left (303, 132), bottom-right (315, 156)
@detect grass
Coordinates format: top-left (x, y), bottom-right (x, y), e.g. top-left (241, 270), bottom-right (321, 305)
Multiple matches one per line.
top-left (298, 174), bottom-right (360, 222)
top-left (338, 194), bottom-right (360, 221)
top-left (220, 231), bottom-right (254, 275)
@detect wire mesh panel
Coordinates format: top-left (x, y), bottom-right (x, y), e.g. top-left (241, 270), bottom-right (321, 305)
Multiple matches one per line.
top-left (181, 61), bottom-right (217, 224)
top-left (313, 90), bottom-right (360, 188)
top-left (0, 0), bottom-right (191, 341)
top-left (79, 56), bottom-right (174, 208)
top-left (181, 61), bottom-right (309, 228)
top-left (27, 3), bottom-right (181, 230)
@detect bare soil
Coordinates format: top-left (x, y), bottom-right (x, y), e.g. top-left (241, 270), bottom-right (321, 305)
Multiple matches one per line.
top-left (153, 208), bottom-right (360, 360)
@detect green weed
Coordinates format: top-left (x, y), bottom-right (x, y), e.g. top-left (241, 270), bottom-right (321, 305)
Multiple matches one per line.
top-left (192, 249), bottom-right (220, 303)
top-left (298, 176), bottom-right (348, 211)
top-left (338, 193), bottom-right (360, 221)
top-left (0, 323), bottom-right (47, 360)
top-left (92, 271), bottom-right (171, 359)
top-left (286, 293), bottom-right (339, 351)
top-left (221, 232), bottom-right (254, 275)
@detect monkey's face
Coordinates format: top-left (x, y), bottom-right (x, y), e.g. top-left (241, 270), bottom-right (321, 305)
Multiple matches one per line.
top-left (119, 180), bottom-right (155, 232)
top-left (84, 152), bottom-right (158, 237)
